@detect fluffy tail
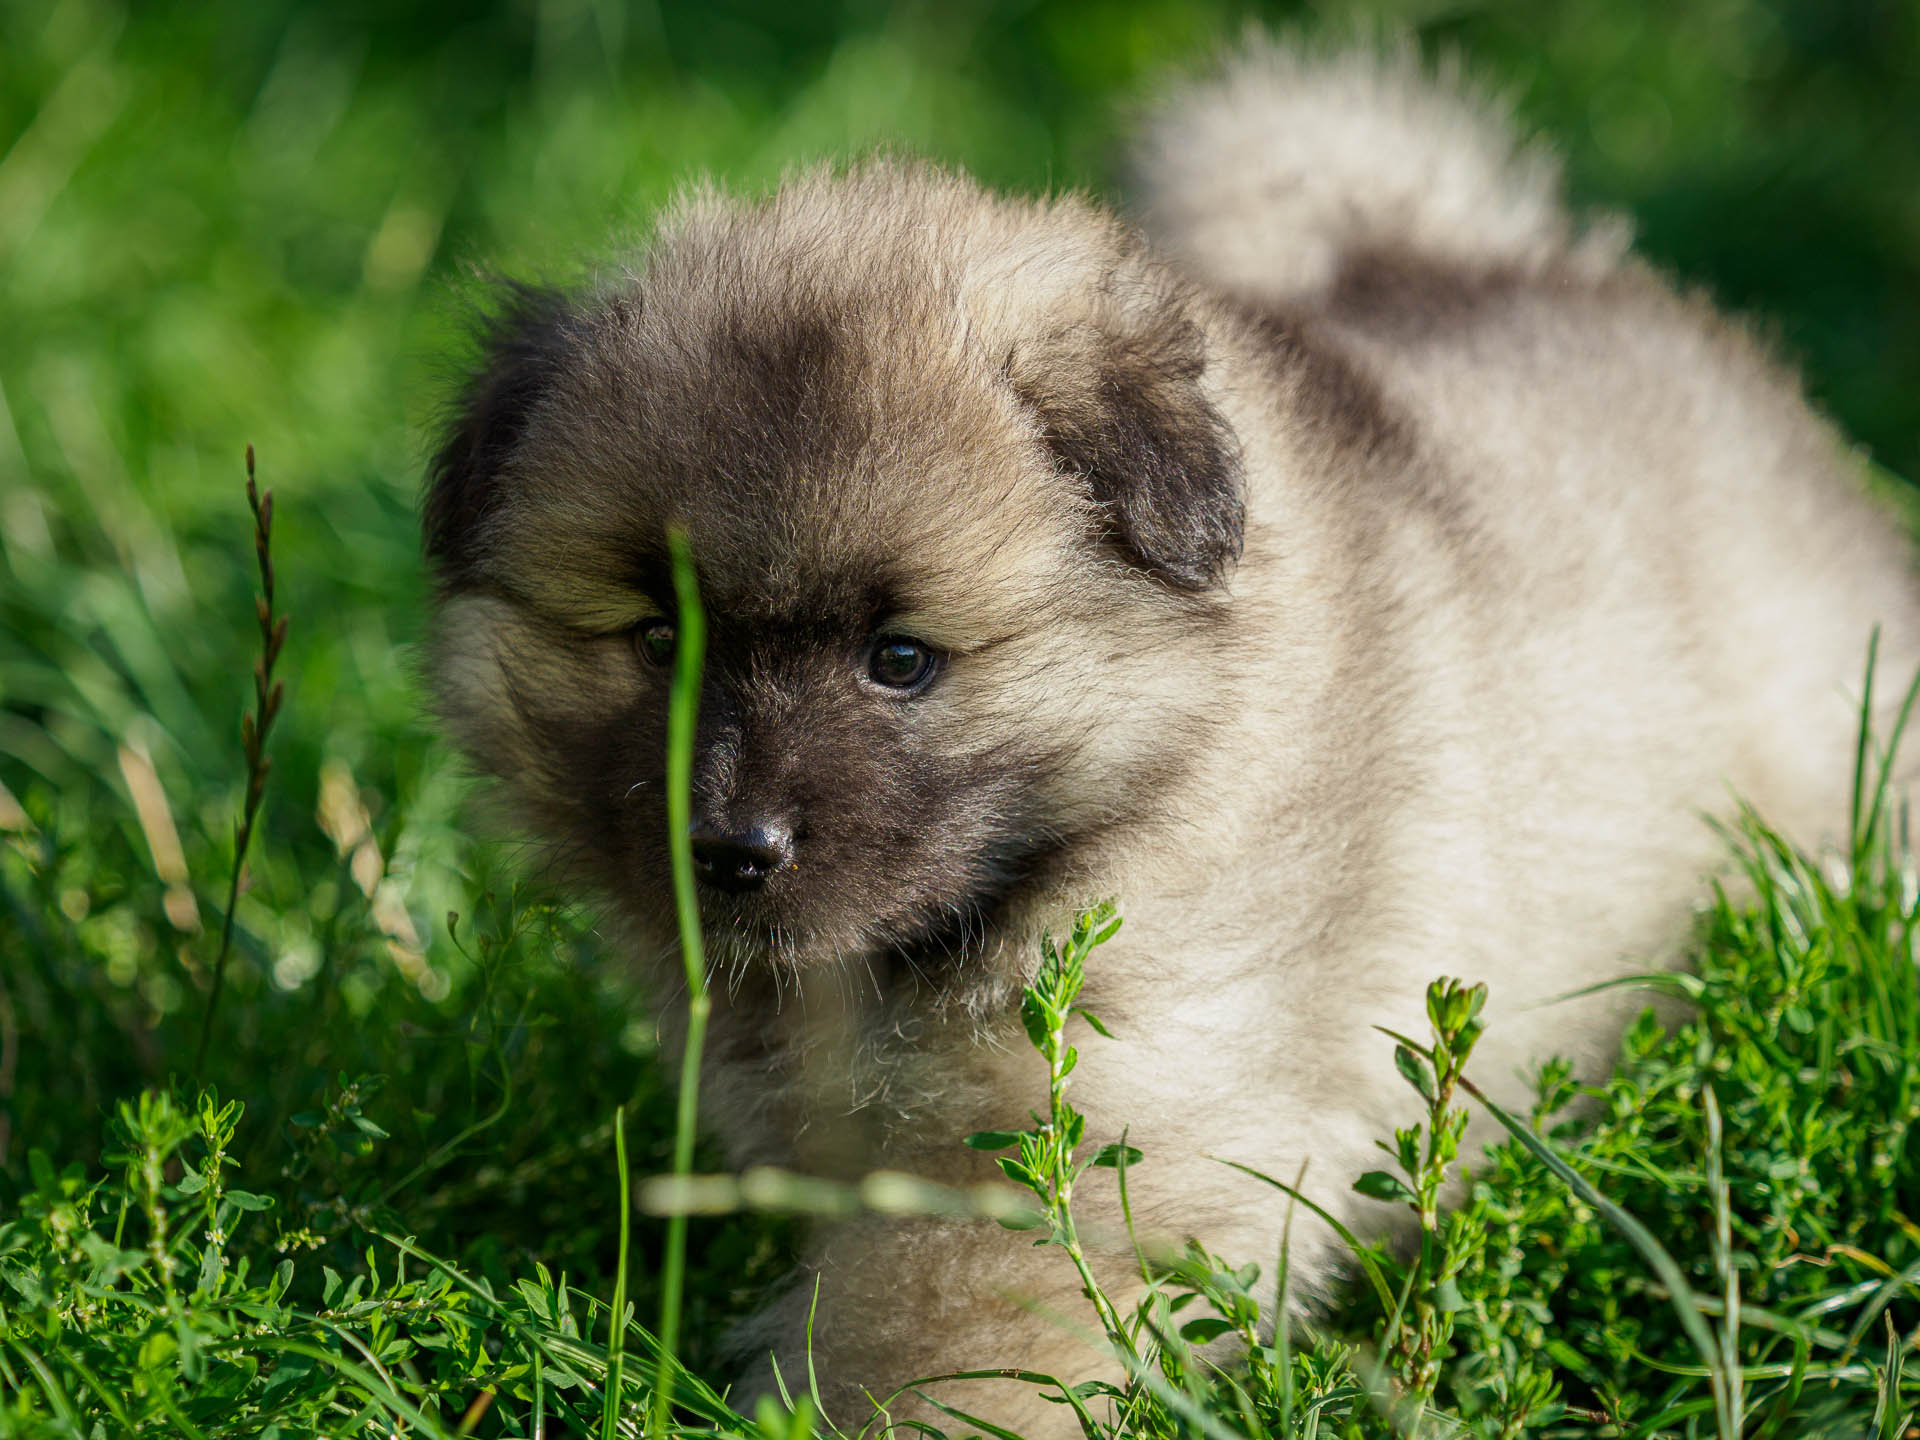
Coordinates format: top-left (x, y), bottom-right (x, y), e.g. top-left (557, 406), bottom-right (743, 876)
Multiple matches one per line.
top-left (1129, 38), bottom-right (1622, 303)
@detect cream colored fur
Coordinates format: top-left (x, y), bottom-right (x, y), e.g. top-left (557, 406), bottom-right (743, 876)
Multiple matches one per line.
top-left (426, 41), bottom-right (1920, 1439)
top-left (1129, 37), bottom-right (1629, 300)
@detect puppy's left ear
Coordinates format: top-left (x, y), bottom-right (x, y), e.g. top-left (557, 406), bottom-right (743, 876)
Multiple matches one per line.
top-left (424, 282), bottom-right (574, 583)
top-left (1008, 273), bottom-right (1244, 591)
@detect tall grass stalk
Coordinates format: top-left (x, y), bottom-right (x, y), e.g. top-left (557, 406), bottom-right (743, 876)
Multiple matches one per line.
top-left (604, 1105), bottom-right (632, 1440)
top-left (194, 445), bottom-right (286, 1078)
top-left (652, 526), bottom-right (711, 1439)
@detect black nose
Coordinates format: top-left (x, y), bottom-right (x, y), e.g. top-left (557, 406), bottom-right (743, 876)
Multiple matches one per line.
top-left (689, 822), bottom-right (794, 894)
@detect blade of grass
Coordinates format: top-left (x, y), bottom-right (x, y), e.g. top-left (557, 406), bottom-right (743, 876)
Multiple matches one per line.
top-left (887, 1370), bottom-right (1102, 1440)
top-left (250, 1336), bottom-right (452, 1435)
top-left (804, 1273), bottom-right (833, 1431)
top-left (652, 525), bottom-right (710, 1440)
top-left (1212, 1157), bottom-right (1399, 1314)
top-left (1871, 1313), bottom-right (1904, 1440)
top-left (1841, 1255), bottom-right (1920, 1353)
top-left (1703, 1087), bottom-right (1743, 1433)
top-left (1851, 627), bottom-right (1880, 859)
top-left (11, 1343), bottom-right (79, 1428)
top-left (1274, 1160), bottom-right (1306, 1439)
top-left (1856, 633), bottom-right (1920, 867)
top-left (603, 1104), bottom-right (630, 1440)
top-left (1750, 1328), bottom-right (1812, 1440)
top-left (907, 1386), bottom-right (1073, 1440)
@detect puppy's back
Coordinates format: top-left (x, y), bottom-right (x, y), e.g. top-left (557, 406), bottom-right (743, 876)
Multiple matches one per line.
top-left (1139, 39), bottom-right (1918, 830)
top-left (1121, 43), bottom-right (1920, 1102)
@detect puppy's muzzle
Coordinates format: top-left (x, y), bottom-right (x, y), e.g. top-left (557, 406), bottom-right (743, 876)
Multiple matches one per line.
top-left (690, 820), bottom-right (795, 894)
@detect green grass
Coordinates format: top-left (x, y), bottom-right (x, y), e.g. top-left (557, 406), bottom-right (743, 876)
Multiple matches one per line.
top-left (11, 589), bottom-right (1920, 1434)
top-left (11, 466), bottom-right (1920, 1440)
top-left (5, 1), bottom-right (1920, 1435)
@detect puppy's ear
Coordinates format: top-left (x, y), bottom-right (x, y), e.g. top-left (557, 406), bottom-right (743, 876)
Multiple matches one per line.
top-left (1009, 281), bottom-right (1243, 591)
top-left (424, 283), bottom-right (574, 579)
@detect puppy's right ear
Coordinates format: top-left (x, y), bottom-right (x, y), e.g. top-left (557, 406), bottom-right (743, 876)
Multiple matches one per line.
top-left (1003, 261), bottom-right (1243, 592)
top-left (424, 283), bottom-right (573, 580)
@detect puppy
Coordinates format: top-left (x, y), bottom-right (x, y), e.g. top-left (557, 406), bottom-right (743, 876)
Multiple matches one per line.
top-left (423, 41), bottom-right (1918, 1433)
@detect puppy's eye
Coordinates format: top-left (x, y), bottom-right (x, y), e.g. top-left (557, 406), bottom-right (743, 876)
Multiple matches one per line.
top-left (635, 619), bottom-right (676, 669)
top-left (867, 637), bottom-right (937, 692)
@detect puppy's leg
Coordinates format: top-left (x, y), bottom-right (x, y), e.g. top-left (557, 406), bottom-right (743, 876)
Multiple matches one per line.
top-left (735, 1213), bottom-right (1142, 1439)
top-left (737, 1172), bottom-right (1356, 1439)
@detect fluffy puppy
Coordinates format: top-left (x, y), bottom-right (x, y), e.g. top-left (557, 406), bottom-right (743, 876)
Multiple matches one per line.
top-left (424, 41), bottom-right (1918, 1433)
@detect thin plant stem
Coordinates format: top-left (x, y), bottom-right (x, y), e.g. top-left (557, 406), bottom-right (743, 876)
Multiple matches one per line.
top-left (603, 1105), bottom-right (630, 1440)
top-left (195, 444), bottom-right (286, 1078)
top-left (652, 526), bottom-right (709, 1440)
top-left (1044, 1015), bottom-right (1128, 1348)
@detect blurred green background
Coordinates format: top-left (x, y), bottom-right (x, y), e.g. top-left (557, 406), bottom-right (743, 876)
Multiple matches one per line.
top-left (1, 0), bottom-right (1916, 1353)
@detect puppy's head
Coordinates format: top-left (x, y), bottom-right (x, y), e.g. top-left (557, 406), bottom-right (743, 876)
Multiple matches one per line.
top-left (425, 162), bottom-right (1244, 977)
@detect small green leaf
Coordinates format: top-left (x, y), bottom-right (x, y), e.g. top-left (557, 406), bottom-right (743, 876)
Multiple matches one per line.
top-left (1352, 1170), bottom-right (1416, 1205)
top-left (996, 1156), bottom-right (1041, 1190)
top-left (995, 1208), bottom-right (1047, 1231)
top-left (1091, 1143), bottom-right (1144, 1169)
top-left (1020, 993), bottom-right (1050, 1052)
top-left (225, 1189), bottom-right (274, 1211)
top-left (964, 1130), bottom-right (1025, 1152)
top-left (195, 1244), bottom-right (224, 1296)
top-left (1179, 1317), bottom-right (1236, 1344)
top-left (1394, 1045), bottom-right (1435, 1101)
top-left (174, 1171), bottom-right (208, 1195)
top-left (351, 1114), bottom-right (391, 1139)
top-left (1074, 1008), bottom-right (1116, 1039)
